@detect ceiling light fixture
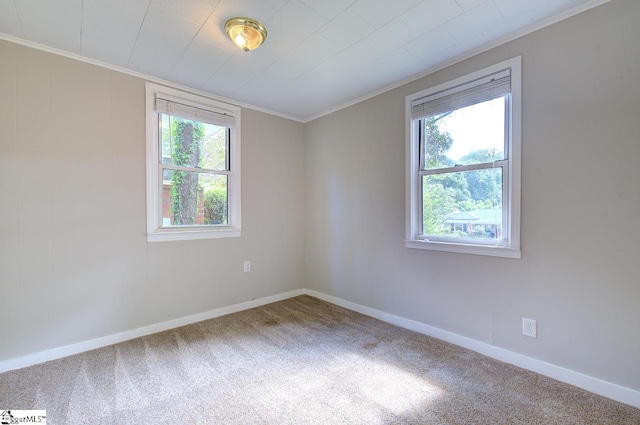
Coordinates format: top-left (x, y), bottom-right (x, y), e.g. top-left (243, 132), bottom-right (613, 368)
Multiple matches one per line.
top-left (225, 17), bottom-right (267, 52)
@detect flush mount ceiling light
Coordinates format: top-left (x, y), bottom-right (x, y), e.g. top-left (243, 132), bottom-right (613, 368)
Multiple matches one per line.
top-left (225, 17), bottom-right (267, 52)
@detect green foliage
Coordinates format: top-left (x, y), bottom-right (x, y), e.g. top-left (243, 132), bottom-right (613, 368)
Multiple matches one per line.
top-left (200, 127), bottom-right (227, 170)
top-left (204, 187), bottom-right (228, 225)
top-left (459, 148), bottom-right (502, 207)
top-left (424, 113), bottom-right (454, 169)
top-left (439, 172), bottom-right (470, 204)
top-left (421, 121), bottom-right (503, 235)
top-left (170, 118), bottom-right (204, 225)
top-left (422, 178), bottom-right (457, 235)
top-left (460, 148), bottom-right (502, 164)
top-left (172, 120), bottom-right (204, 167)
top-left (169, 170), bottom-right (184, 222)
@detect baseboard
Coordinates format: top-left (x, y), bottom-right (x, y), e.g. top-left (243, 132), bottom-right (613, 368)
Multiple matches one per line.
top-left (2, 287), bottom-right (638, 410)
top-left (0, 289), bottom-right (304, 374)
top-left (303, 289), bottom-right (640, 409)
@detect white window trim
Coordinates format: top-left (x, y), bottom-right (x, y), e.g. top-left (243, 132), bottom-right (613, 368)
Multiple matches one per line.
top-left (405, 57), bottom-right (521, 259)
top-left (145, 82), bottom-right (241, 242)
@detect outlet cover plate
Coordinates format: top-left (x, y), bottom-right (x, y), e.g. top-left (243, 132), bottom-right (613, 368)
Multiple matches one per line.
top-left (522, 318), bottom-right (537, 338)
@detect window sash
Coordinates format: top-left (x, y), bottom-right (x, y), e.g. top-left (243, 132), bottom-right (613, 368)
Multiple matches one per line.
top-left (156, 103), bottom-right (233, 230)
top-left (417, 234), bottom-right (509, 247)
top-left (412, 90), bottom-right (511, 247)
top-left (158, 120), bottom-right (231, 173)
top-left (419, 159), bottom-right (506, 176)
top-left (157, 167), bottom-right (231, 229)
top-left (418, 95), bottom-right (510, 173)
top-left (418, 161), bottom-right (510, 245)
top-left (160, 165), bottom-right (231, 176)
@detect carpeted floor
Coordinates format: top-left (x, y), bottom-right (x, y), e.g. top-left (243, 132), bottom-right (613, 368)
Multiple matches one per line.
top-left (1, 295), bottom-right (639, 424)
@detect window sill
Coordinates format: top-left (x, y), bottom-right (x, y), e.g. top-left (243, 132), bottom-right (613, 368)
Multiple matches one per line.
top-left (148, 228), bottom-right (241, 242)
top-left (405, 239), bottom-right (521, 259)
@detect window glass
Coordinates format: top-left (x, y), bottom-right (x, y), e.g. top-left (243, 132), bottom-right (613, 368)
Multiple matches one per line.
top-left (161, 170), bottom-right (228, 227)
top-left (160, 114), bottom-right (228, 170)
top-left (159, 113), bottom-right (229, 228)
top-left (423, 96), bottom-right (505, 170)
top-left (422, 168), bottom-right (502, 238)
top-left (420, 96), bottom-right (506, 240)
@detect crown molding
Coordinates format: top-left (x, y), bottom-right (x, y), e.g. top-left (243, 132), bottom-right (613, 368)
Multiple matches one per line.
top-left (0, 0), bottom-right (610, 124)
top-left (0, 33), bottom-right (305, 123)
top-left (301, 0), bottom-right (610, 123)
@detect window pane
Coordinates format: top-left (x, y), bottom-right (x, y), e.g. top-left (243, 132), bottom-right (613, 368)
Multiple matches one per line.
top-left (422, 168), bottom-right (502, 239)
top-left (423, 96), bottom-right (506, 170)
top-left (159, 113), bottom-right (227, 170)
top-left (162, 170), bottom-right (228, 227)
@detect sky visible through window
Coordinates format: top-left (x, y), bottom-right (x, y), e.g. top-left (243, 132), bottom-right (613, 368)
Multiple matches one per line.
top-left (439, 97), bottom-right (505, 162)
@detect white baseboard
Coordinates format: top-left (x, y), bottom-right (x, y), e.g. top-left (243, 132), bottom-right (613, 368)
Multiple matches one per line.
top-left (0, 289), bottom-right (304, 374)
top-left (2, 287), bottom-right (638, 410)
top-left (303, 289), bottom-right (640, 409)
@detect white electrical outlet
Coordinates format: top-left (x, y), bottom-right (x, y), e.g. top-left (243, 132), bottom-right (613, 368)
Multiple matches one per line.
top-left (522, 318), bottom-right (537, 338)
top-left (243, 261), bottom-right (251, 272)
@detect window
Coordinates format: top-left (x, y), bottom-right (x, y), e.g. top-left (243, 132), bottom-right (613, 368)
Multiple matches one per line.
top-left (405, 57), bottom-right (521, 258)
top-left (146, 83), bottom-right (241, 242)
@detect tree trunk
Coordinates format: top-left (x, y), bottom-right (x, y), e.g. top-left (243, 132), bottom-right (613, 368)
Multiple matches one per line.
top-left (175, 122), bottom-right (200, 225)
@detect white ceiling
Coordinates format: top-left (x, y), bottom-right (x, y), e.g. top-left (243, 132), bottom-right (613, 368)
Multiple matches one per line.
top-left (0, 0), bottom-right (604, 121)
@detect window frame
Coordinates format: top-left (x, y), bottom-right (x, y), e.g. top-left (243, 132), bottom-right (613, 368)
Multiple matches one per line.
top-left (145, 82), bottom-right (241, 242)
top-left (405, 57), bottom-right (521, 258)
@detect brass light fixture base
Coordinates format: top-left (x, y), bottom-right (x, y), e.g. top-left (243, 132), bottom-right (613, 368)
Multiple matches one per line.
top-left (225, 17), bottom-right (268, 52)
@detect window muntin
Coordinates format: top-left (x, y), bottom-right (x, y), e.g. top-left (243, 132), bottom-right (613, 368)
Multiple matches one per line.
top-left (406, 57), bottom-right (521, 258)
top-left (146, 83), bottom-right (241, 242)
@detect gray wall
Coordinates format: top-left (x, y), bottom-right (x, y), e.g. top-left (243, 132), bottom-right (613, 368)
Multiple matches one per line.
top-left (0, 41), bottom-right (305, 361)
top-left (304, 0), bottom-right (640, 391)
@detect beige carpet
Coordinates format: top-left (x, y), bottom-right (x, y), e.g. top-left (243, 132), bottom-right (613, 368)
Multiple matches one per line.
top-left (1, 295), bottom-right (639, 424)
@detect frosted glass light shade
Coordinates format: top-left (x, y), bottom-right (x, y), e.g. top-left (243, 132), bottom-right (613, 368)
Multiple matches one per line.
top-left (225, 17), bottom-right (267, 52)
